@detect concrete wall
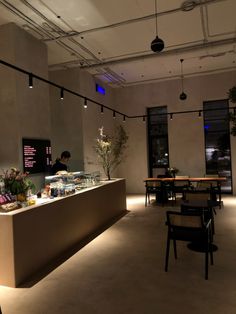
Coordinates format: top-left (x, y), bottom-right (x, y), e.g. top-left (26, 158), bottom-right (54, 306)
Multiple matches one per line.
top-left (49, 68), bottom-right (116, 178)
top-left (0, 23), bottom-right (50, 190)
top-left (114, 71), bottom-right (236, 194)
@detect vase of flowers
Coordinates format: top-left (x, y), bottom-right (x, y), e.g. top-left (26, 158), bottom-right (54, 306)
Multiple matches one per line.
top-left (2, 167), bottom-right (35, 201)
top-left (167, 167), bottom-right (179, 178)
top-left (94, 125), bottom-right (128, 180)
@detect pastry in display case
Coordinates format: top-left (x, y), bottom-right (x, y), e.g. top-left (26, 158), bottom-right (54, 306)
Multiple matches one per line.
top-left (44, 171), bottom-right (101, 197)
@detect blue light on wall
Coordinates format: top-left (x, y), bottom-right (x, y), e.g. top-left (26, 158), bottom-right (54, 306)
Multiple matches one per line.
top-left (96, 83), bottom-right (105, 95)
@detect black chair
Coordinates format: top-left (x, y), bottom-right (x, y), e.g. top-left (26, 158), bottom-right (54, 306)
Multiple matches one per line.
top-left (172, 178), bottom-right (191, 202)
top-left (165, 211), bottom-right (213, 280)
top-left (145, 180), bottom-right (162, 206)
top-left (195, 178), bottom-right (223, 208)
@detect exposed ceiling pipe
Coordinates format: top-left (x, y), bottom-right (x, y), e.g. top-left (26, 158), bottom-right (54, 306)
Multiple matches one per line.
top-left (43, 0), bottom-right (227, 42)
top-left (0, 0), bottom-right (55, 39)
top-left (118, 65), bottom-right (236, 87)
top-left (72, 37), bottom-right (236, 70)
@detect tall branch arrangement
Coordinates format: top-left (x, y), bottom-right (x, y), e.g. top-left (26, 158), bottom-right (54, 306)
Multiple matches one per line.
top-left (94, 125), bottom-right (128, 180)
top-left (228, 85), bottom-right (236, 135)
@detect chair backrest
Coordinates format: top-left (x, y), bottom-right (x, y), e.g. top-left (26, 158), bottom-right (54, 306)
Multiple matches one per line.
top-left (196, 181), bottom-right (212, 190)
top-left (166, 211), bottom-right (204, 229)
top-left (204, 175), bottom-right (219, 187)
top-left (184, 191), bottom-right (211, 201)
top-left (146, 180), bottom-right (162, 188)
top-left (174, 180), bottom-right (190, 187)
top-left (204, 174), bottom-right (219, 178)
top-left (176, 175), bottom-right (189, 179)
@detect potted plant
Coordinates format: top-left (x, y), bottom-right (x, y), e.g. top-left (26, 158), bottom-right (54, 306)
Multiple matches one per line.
top-left (94, 125), bottom-right (128, 180)
top-left (228, 85), bottom-right (236, 135)
top-left (167, 167), bottom-right (179, 178)
top-left (2, 167), bottom-right (35, 201)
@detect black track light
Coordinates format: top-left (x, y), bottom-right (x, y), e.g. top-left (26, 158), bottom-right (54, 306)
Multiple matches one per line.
top-left (123, 115), bottom-right (126, 122)
top-left (84, 98), bottom-right (88, 109)
top-left (170, 113), bottom-right (173, 120)
top-left (113, 111), bottom-right (116, 119)
top-left (143, 116), bottom-right (146, 122)
top-left (60, 88), bottom-right (64, 100)
top-left (29, 73), bottom-right (33, 88)
top-left (198, 111), bottom-right (202, 117)
top-left (101, 105), bottom-right (104, 114)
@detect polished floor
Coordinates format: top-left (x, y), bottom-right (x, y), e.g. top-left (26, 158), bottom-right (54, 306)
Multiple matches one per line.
top-left (0, 194), bottom-right (236, 314)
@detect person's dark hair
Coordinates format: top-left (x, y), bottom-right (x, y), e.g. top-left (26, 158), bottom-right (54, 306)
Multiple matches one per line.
top-left (61, 151), bottom-right (71, 159)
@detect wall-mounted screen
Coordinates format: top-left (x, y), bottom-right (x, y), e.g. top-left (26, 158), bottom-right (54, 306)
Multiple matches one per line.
top-left (22, 138), bottom-right (52, 174)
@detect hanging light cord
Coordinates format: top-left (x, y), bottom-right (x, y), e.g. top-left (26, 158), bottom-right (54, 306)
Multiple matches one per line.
top-left (155, 0), bottom-right (158, 36)
top-left (180, 58), bottom-right (184, 91)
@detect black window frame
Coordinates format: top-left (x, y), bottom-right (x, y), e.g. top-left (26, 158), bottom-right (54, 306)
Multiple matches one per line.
top-left (147, 106), bottom-right (169, 177)
top-left (203, 99), bottom-right (232, 193)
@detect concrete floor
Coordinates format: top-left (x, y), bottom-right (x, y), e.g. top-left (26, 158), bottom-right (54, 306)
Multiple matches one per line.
top-left (0, 194), bottom-right (236, 314)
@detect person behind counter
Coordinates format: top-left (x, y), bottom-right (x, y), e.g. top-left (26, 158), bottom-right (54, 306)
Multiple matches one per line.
top-left (51, 151), bottom-right (71, 175)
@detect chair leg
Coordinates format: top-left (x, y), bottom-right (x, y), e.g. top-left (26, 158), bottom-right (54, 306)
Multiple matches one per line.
top-left (165, 235), bottom-right (170, 272)
top-left (173, 239), bottom-right (177, 259)
top-left (205, 241), bottom-right (209, 280)
top-left (209, 229), bottom-right (214, 265)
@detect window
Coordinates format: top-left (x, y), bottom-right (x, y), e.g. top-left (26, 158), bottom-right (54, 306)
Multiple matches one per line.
top-left (203, 100), bottom-right (232, 193)
top-left (147, 106), bottom-right (169, 177)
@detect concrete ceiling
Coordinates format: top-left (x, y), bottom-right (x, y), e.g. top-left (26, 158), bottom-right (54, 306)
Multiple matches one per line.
top-left (0, 0), bottom-right (235, 87)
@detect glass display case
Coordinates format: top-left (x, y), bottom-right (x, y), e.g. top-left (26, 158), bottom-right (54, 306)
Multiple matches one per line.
top-left (44, 171), bottom-right (101, 197)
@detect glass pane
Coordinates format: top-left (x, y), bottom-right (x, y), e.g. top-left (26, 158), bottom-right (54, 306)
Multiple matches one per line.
top-left (204, 100), bottom-right (231, 193)
top-left (148, 106), bottom-right (169, 176)
top-left (151, 137), bottom-right (169, 167)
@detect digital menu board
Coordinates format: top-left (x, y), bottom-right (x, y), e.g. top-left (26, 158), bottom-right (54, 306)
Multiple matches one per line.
top-left (22, 138), bottom-right (52, 174)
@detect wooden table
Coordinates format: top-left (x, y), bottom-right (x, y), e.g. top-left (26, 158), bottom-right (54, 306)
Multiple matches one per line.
top-left (144, 177), bottom-right (226, 204)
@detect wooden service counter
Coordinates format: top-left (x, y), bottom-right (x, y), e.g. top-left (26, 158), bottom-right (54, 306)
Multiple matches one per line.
top-left (0, 178), bottom-right (126, 287)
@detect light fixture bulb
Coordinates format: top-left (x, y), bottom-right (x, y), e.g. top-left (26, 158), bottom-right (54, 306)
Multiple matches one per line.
top-left (151, 36), bottom-right (164, 52)
top-left (179, 92), bottom-right (187, 100)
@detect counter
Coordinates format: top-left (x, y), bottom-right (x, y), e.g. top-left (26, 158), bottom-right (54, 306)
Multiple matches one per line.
top-left (0, 178), bottom-right (126, 287)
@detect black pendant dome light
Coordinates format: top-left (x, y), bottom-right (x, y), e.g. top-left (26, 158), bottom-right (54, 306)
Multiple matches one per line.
top-left (151, 0), bottom-right (164, 53)
top-left (179, 58), bottom-right (187, 100)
